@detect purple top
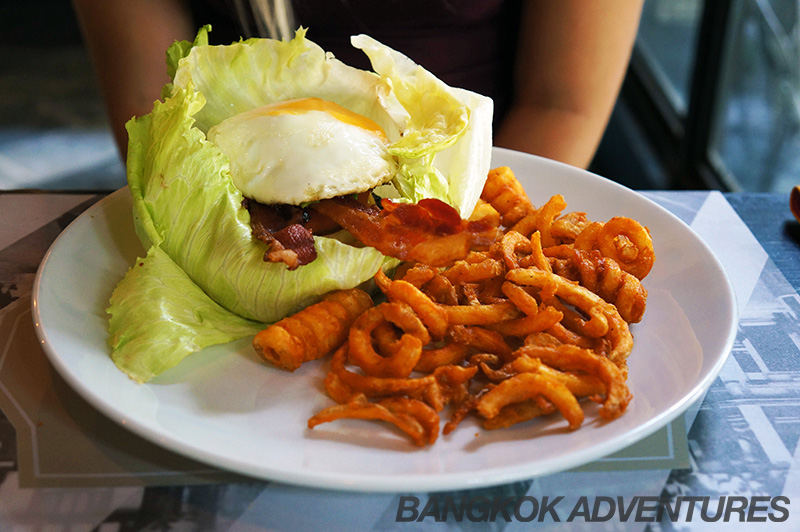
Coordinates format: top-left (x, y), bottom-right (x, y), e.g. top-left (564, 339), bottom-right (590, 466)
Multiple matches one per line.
top-left (189, 0), bottom-right (522, 126)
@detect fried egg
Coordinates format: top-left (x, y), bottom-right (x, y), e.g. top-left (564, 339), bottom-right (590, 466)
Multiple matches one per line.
top-left (207, 98), bottom-right (397, 205)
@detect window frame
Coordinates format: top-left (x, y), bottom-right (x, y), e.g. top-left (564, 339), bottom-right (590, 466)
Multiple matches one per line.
top-left (620, 0), bottom-right (736, 191)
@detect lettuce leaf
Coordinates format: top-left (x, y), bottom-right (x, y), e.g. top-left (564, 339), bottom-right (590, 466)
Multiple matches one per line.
top-left (109, 28), bottom-right (491, 382)
top-left (126, 84), bottom-right (392, 322)
top-left (111, 83), bottom-right (391, 381)
top-left (108, 246), bottom-right (263, 383)
top-left (165, 24), bottom-right (210, 81)
top-left (169, 27), bottom-right (398, 137)
top-left (350, 34), bottom-right (493, 217)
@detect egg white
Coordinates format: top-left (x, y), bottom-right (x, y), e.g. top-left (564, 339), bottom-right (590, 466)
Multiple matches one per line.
top-left (207, 101), bottom-right (398, 205)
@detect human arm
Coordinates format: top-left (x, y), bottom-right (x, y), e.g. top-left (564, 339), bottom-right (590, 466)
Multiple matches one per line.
top-left (72, 0), bottom-right (195, 158)
top-left (494, 0), bottom-right (644, 168)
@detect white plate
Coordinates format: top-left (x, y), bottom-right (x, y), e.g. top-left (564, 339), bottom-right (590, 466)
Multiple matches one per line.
top-left (32, 148), bottom-right (737, 492)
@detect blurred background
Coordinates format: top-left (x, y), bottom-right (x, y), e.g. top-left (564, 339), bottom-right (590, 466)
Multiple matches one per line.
top-left (1, 0), bottom-right (798, 193)
top-left (594, 0), bottom-right (800, 192)
top-left (0, 0), bottom-right (126, 191)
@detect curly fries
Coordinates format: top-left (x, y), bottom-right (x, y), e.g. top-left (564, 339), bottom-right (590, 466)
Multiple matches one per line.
top-left (258, 166), bottom-right (654, 446)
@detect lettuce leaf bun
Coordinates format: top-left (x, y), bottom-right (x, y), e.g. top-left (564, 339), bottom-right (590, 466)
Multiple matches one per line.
top-left (108, 26), bottom-right (493, 382)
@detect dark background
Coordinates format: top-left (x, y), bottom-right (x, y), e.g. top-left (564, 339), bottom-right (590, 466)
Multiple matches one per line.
top-left (0, 1), bottom-right (665, 192)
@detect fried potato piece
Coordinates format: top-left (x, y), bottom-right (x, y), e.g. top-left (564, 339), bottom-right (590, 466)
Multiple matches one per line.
top-left (597, 217), bottom-right (655, 280)
top-left (415, 342), bottom-right (471, 373)
top-left (548, 247), bottom-right (648, 323)
top-left (450, 325), bottom-right (514, 360)
top-left (443, 258), bottom-right (505, 285)
top-left (543, 322), bottom-right (598, 350)
top-left (330, 345), bottom-right (433, 400)
top-left (424, 274), bottom-right (460, 306)
top-left (573, 221), bottom-right (603, 251)
top-left (507, 268), bottom-right (612, 336)
top-left (501, 281), bottom-right (541, 316)
top-left (477, 372), bottom-right (584, 430)
top-left (574, 218), bottom-right (655, 280)
top-left (535, 365), bottom-right (606, 399)
top-left (506, 268), bottom-right (633, 364)
top-left (483, 398), bottom-right (555, 430)
top-left (480, 353), bottom-right (606, 430)
top-left (349, 302), bottom-right (429, 378)
top-left (375, 269), bottom-right (449, 339)
top-left (308, 394), bottom-right (440, 446)
top-left (445, 301), bottom-right (520, 325)
top-left (469, 199), bottom-right (502, 230)
top-left (443, 393), bottom-right (482, 435)
top-left (510, 194), bottom-right (567, 247)
top-left (550, 211), bottom-right (591, 243)
top-left (548, 297), bottom-right (610, 339)
top-left (487, 305), bottom-right (564, 337)
top-left (253, 288), bottom-right (373, 371)
top-left (396, 263), bottom-right (438, 288)
top-left (516, 344), bottom-right (632, 419)
top-left (498, 231), bottom-right (532, 271)
top-left (329, 344), bottom-right (476, 411)
top-left (480, 354), bottom-right (605, 399)
top-left (480, 166), bottom-right (536, 227)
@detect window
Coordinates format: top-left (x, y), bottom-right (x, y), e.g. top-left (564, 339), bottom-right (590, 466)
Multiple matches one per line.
top-left (709, 0), bottom-right (800, 191)
top-left (615, 0), bottom-right (800, 192)
top-left (637, 0), bottom-right (703, 116)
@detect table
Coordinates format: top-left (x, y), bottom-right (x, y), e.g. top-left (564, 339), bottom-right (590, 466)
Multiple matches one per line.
top-left (1, 189), bottom-right (798, 530)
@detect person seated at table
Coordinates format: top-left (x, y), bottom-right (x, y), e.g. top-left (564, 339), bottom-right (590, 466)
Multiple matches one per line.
top-left (71, 0), bottom-right (643, 169)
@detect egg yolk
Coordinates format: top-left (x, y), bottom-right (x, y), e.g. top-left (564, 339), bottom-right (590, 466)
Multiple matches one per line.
top-left (251, 97), bottom-right (389, 143)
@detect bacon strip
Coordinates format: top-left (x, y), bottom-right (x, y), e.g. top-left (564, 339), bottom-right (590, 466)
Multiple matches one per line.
top-left (312, 196), bottom-right (496, 266)
top-left (246, 195), bottom-right (496, 269)
top-left (247, 200), bottom-right (317, 270)
top-left (264, 224), bottom-right (316, 270)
